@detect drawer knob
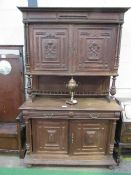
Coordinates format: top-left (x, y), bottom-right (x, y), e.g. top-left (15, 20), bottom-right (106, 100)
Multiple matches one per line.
top-left (69, 112), bottom-right (74, 117)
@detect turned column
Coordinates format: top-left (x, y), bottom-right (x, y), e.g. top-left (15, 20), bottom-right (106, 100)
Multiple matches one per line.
top-left (110, 75), bottom-right (117, 99)
top-left (27, 74), bottom-right (32, 101)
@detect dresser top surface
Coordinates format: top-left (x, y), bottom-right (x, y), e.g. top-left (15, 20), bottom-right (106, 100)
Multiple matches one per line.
top-left (18, 7), bottom-right (129, 12)
top-left (18, 6), bottom-right (129, 24)
top-left (20, 97), bottom-right (122, 112)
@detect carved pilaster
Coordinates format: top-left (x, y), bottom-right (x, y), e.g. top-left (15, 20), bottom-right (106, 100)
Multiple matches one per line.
top-left (25, 118), bottom-right (30, 154)
top-left (25, 118), bottom-right (32, 155)
top-left (109, 121), bottom-right (117, 155)
top-left (24, 23), bottom-right (30, 73)
top-left (110, 75), bottom-right (117, 99)
top-left (27, 74), bottom-right (32, 101)
top-left (114, 24), bottom-right (122, 71)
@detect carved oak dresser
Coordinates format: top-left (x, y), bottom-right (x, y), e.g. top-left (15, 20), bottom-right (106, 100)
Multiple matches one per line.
top-left (19, 7), bottom-right (129, 167)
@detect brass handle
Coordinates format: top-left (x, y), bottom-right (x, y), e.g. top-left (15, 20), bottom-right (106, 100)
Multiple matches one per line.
top-left (71, 133), bottom-right (74, 143)
top-left (127, 137), bottom-right (131, 141)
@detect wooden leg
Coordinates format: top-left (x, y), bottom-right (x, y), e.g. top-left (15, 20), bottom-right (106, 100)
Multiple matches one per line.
top-left (26, 164), bottom-right (32, 168)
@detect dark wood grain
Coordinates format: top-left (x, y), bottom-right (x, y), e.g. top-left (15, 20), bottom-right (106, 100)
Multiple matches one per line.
top-left (18, 7), bottom-right (128, 166)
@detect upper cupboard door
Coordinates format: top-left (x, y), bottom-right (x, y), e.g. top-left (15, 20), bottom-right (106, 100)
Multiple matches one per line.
top-left (73, 25), bottom-right (118, 75)
top-left (29, 24), bottom-right (70, 74)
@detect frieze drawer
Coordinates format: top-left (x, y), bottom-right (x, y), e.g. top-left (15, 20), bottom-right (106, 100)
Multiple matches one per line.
top-left (23, 111), bottom-right (118, 120)
top-left (125, 124), bottom-right (131, 133)
top-left (121, 135), bottom-right (131, 143)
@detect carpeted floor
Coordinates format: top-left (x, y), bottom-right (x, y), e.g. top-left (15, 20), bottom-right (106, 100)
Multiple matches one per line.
top-left (0, 167), bottom-right (131, 175)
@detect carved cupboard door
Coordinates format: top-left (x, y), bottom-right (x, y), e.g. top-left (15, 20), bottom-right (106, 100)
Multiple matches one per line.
top-left (29, 24), bottom-right (70, 74)
top-left (32, 119), bottom-right (68, 154)
top-left (73, 25), bottom-right (118, 74)
top-left (70, 120), bottom-right (108, 156)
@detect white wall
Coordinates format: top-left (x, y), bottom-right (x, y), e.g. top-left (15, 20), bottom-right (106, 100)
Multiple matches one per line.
top-left (0, 0), bottom-right (131, 98)
top-left (0, 0), bottom-right (27, 45)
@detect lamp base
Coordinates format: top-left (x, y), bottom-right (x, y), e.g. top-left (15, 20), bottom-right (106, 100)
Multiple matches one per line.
top-left (66, 99), bottom-right (77, 105)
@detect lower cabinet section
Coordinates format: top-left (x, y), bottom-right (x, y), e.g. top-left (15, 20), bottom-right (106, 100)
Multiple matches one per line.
top-left (23, 117), bottom-right (117, 167)
top-left (32, 119), bottom-right (108, 156)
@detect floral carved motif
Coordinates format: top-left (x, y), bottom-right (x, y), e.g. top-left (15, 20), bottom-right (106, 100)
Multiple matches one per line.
top-left (88, 43), bottom-right (100, 59)
top-left (44, 40), bottom-right (57, 59)
top-left (88, 113), bottom-right (100, 119)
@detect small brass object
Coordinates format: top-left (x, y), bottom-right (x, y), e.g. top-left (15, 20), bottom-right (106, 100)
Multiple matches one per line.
top-left (66, 77), bottom-right (78, 105)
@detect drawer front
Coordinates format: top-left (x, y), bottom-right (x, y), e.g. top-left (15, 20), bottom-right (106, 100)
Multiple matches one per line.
top-left (126, 124), bottom-right (131, 133)
top-left (122, 123), bottom-right (131, 135)
top-left (26, 111), bottom-right (117, 120)
top-left (0, 137), bottom-right (18, 150)
top-left (121, 134), bottom-right (131, 143)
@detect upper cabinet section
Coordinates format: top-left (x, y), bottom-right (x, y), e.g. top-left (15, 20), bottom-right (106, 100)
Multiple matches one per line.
top-left (19, 7), bottom-right (129, 75)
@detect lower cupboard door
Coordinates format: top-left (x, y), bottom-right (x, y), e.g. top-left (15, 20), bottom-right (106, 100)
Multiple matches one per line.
top-left (70, 120), bottom-right (108, 156)
top-left (32, 119), bottom-right (68, 154)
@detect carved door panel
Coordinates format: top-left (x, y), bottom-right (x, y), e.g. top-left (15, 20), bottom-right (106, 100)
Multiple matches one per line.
top-left (70, 120), bottom-right (108, 155)
top-left (29, 24), bottom-right (70, 74)
top-left (32, 119), bottom-right (68, 154)
top-left (73, 25), bottom-right (118, 74)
